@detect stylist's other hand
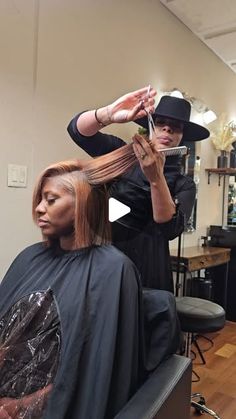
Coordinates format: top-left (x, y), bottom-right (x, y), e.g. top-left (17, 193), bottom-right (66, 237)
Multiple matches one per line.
top-left (108, 86), bottom-right (156, 123)
top-left (132, 134), bottom-right (165, 183)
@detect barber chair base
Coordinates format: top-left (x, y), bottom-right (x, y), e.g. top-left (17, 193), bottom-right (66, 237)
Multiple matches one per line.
top-left (191, 393), bottom-right (221, 418)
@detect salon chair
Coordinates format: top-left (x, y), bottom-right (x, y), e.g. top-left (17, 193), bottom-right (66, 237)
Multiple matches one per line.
top-left (115, 288), bottom-right (192, 419)
top-left (115, 354), bottom-right (192, 419)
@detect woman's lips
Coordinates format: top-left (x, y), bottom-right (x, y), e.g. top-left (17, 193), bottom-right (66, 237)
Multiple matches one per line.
top-left (37, 219), bottom-right (50, 227)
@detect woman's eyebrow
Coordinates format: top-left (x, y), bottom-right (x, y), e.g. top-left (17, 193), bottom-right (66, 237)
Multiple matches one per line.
top-left (42, 190), bottom-right (59, 197)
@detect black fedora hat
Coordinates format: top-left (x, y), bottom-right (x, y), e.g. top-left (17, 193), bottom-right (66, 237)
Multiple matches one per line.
top-left (135, 95), bottom-right (210, 142)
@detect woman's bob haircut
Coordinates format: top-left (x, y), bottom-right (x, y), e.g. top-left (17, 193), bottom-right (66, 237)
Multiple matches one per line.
top-left (32, 142), bottom-right (141, 249)
top-left (32, 160), bottom-right (111, 249)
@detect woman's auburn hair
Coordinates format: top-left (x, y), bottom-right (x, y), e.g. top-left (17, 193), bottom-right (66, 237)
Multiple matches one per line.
top-left (32, 143), bottom-right (138, 249)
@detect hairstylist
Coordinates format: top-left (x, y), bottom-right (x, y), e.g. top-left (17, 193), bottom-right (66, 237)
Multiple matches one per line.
top-left (67, 87), bottom-right (209, 291)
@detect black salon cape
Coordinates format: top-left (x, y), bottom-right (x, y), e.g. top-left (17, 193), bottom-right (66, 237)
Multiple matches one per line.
top-left (0, 242), bottom-right (179, 418)
top-left (67, 115), bottom-right (196, 291)
top-left (0, 243), bottom-right (143, 418)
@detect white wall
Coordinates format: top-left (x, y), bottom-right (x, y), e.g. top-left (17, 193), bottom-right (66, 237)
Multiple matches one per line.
top-left (0, 0), bottom-right (236, 277)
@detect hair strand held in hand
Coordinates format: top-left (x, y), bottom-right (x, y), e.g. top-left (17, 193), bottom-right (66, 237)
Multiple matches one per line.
top-left (83, 143), bottom-right (137, 185)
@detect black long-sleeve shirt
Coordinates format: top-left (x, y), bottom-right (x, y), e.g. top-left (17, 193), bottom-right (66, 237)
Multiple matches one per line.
top-left (67, 114), bottom-right (196, 291)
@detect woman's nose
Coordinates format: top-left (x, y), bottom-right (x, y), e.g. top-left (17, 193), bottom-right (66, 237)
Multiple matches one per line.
top-left (35, 200), bottom-right (46, 214)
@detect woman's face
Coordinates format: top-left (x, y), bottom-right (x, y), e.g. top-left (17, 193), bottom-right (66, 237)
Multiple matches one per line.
top-left (35, 176), bottom-right (75, 249)
top-left (153, 117), bottom-right (184, 148)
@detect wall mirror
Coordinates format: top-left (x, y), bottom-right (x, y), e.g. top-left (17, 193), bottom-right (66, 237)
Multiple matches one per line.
top-left (227, 176), bottom-right (236, 226)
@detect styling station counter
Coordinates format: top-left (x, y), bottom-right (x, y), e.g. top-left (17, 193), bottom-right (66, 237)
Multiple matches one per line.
top-left (170, 245), bottom-right (231, 312)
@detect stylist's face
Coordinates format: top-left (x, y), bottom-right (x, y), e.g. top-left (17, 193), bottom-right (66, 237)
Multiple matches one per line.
top-left (154, 117), bottom-right (183, 148)
top-left (35, 176), bottom-right (75, 246)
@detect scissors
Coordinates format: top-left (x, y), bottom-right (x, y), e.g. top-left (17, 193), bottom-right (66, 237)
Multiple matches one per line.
top-left (143, 85), bottom-right (156, 142)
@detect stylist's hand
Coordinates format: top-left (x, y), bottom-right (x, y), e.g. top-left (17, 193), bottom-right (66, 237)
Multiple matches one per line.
top-left (132, 134), bottom-right (165, 183)
top-left (108, 86), bottom-right (156, 123)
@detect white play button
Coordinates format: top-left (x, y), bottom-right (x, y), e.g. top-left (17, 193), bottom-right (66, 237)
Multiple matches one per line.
top-left (108, 197), bottom-right (131, 222)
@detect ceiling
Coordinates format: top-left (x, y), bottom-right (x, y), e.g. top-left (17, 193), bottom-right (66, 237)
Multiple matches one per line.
top-left (160, 0), bottom-right (236, 74)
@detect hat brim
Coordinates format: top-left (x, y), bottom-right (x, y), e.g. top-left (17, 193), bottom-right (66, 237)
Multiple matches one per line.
top-left (135, 112), bottom-right (210, 142)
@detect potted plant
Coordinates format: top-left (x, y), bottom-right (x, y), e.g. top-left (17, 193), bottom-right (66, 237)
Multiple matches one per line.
top-left (211, 114), bottom-right (236, 168)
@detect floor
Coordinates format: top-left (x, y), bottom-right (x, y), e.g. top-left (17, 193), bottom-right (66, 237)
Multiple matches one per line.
top-left (190, 321), bottom-right (236, 418)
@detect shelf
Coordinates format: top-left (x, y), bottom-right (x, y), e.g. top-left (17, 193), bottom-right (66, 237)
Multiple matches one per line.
top-left (205, 168), bottom-right (236, 185)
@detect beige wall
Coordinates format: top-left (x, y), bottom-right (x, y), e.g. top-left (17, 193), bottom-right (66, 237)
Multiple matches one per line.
top-left (0, 0), bottom-right (235, 277)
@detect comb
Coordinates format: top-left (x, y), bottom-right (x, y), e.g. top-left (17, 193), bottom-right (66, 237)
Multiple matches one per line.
top-left (159, 146), bottom-right (188, 156)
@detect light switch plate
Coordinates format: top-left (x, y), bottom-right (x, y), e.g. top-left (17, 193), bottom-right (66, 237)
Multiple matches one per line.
top-left (8, 164), bottom-right (27, 188)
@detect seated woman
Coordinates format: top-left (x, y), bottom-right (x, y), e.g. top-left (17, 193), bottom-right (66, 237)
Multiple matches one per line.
top-left (0, 156), bottom-right (179, 419)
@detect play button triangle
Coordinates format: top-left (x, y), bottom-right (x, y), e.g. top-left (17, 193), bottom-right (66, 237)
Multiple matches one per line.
top-left (108, 197), bottom-right (131, 222)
